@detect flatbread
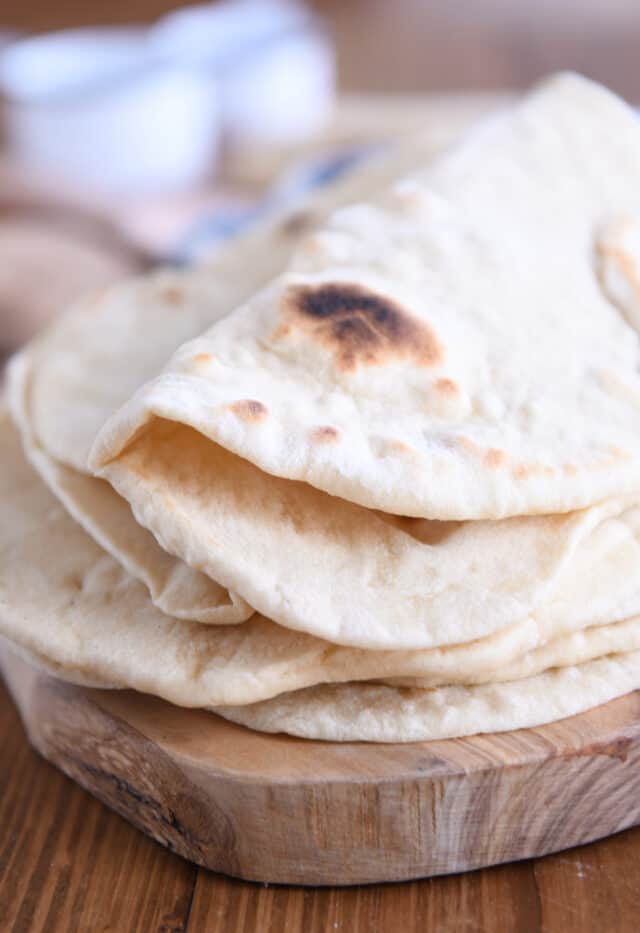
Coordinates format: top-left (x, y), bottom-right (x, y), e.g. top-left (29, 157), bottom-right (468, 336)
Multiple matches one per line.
top-left (385, 615), bottom-right (640, 688)
top-left (89, 418), bottom-right (640, 649)
top-left (2, 411), bottom-right (640, 716)
top-left (18, 133), bottom-right (460, 475)
top-left (8, 128), bottom-right (465, 625)
top-left (7, 277), bottom-right (251, 625)
top-left (92, 74), bottom-right (640, 528)
top-left (215, 653), bottom-right (640, 743)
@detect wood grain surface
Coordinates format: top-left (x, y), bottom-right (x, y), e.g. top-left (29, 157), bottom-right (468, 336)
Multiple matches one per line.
top-left (3, 644), bottom-right (640, 930)
top-left (3, 673), bottom-right (640, 933)
top-left (5, 645), bottom-right (640, 888)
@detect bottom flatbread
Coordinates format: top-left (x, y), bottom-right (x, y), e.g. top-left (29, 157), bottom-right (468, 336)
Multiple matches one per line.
top-left (215, 653), bottom-right (640, 743)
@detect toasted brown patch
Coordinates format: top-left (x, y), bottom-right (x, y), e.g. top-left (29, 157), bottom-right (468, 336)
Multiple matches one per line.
top-left (457, 438), bottom-right (509, 469)
top-left (229, 399), bottom-right (268, 422)
top-left (278, 283), bottom-right (443, 372)
top-left (160, 286), bottom-right (184, 305)
top-left (434, 378), bottom-right (458, 396)
top-left (563, 463), bottom-right (578, 476)
top-left (512, 461), bottom-right (553, 480)
top-left (388, 440), bottom-right (414, 455)
top-left (193, 353), bottom-right (213, 365)
top-left (484, 448), bottom-right (507, 469)
top-left (310, 425), bottom-right (341, 444)
top-left (370, 437), bottom-right (416, 460)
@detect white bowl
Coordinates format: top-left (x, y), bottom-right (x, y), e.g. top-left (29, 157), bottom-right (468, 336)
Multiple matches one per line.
top-left (0, 28), bottom-right (221, 194)
top-left (151, 1), bottom-right (335, 146)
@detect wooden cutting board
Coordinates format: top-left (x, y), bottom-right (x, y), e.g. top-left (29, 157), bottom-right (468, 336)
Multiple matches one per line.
top-left (2, 641), bottom-right (640, 886)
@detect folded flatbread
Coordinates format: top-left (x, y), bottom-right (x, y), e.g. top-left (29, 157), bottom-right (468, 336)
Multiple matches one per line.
top-left (7, 128), bottom-right (461, 625)
top-left (93, 74), bottom-right (640, 523)
top-left (86, 74), bottom-right (640, 653)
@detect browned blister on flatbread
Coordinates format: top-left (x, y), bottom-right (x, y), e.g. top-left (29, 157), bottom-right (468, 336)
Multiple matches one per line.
top-left (276, 283), bottom-right (443, 372)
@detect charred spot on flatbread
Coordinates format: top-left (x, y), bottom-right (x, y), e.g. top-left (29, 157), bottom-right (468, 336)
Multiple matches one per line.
top-left (279, 283), bottom-right (443, 371)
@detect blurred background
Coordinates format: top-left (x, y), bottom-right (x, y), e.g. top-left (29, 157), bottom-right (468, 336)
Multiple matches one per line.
top-left (6, 0), bottom-right (640, 94)
top-left (2, 0), bottom-right (640, 354)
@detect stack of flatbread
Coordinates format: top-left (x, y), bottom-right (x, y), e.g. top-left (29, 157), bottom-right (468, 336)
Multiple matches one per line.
top-left (4, 72), bottom-right (640, 743)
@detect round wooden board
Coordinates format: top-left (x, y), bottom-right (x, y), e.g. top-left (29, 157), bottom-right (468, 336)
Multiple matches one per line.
top-left (2, 643), bottom-right (640, 886)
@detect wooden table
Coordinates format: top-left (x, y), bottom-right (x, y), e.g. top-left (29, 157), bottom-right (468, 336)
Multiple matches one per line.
top-left (2, 679), bottom-right (640, 932)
